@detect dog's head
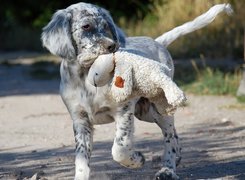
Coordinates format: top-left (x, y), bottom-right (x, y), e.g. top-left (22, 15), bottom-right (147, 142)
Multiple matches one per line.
top-left (41, 2), bottom-right (125, 67)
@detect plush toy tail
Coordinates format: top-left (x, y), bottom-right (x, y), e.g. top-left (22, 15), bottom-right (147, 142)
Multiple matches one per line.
top-left (155, 3), bottom-right (233, 47)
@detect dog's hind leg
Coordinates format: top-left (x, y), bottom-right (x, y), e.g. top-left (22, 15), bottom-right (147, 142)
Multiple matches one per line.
top-left (153, 114), bottom-right (180, 180)
top-left (111, 100), bottom-right (145, 168)
top-left (135, 97), bottom-right (181, 179)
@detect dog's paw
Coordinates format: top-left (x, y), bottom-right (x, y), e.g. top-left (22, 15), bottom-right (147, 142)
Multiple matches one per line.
top-left (120, 151), bottom-right (145, 169)
top-left (155, 167), bottom-right (179, 180)
top-left (176, 156), bottom-right (182, 167)
top-left (112, 149), bottom-right (145, 169)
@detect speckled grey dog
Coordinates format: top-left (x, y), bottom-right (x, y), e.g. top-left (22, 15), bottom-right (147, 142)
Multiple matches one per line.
top-left (41, 2), bottom-right (231, 179)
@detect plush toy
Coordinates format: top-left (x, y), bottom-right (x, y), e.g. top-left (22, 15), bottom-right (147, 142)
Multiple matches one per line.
top-left (87, 50), bottom-right (186, 115)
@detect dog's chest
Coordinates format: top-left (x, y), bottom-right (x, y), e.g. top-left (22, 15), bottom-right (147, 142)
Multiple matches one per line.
top-left (60, 61), bottom-right (117, 124)
top-left (79, 83), bottom-right (116, 124)
top-left (60, 62), bottom-right (116, 124)
top-left (83, 81), bottom-right (113, 110)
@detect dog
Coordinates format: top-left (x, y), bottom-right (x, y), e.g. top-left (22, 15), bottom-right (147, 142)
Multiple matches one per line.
top-left (41, 2), bottom-right (232, 179)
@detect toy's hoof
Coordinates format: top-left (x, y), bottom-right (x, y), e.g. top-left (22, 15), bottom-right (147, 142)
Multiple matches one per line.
top-left (155, 167), bottom-right (179, 180)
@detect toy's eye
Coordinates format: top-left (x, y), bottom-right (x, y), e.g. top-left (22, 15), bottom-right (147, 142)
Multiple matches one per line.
top-left (82, 24), bottom-right (91, 31)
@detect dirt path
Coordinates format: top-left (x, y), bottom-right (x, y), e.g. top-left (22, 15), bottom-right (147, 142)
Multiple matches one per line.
top-left (0, 54), bottom-right (244, 179)
top-left (0, 94), bottom-right (244, 180)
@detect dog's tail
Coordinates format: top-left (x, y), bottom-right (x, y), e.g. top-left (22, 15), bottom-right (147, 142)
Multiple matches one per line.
top-left (155, 3), bottom-right (233, 47)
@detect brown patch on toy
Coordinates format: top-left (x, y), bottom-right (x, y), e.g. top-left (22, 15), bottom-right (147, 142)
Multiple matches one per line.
top-left (115, 76), bottom-right (124, 88)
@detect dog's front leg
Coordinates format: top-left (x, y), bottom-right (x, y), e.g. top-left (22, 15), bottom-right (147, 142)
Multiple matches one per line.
top-left (73, 112), bottom-right (93, 180)
top-left (112, 101), bottom-right (145, 168)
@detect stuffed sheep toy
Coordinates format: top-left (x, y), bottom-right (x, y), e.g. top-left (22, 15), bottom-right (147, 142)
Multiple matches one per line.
top-left (87, 50), bottom-right (186, 115)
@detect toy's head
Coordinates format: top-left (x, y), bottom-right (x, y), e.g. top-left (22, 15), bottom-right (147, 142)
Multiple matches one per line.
top-left (87, 54), bottom-right (115, 87)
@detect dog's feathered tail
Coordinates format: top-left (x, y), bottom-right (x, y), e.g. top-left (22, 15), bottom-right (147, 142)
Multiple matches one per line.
top-left (155, 4), bottom-right (233, 47)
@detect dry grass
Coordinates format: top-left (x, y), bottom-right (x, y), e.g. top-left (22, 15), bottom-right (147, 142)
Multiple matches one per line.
top-left (119, 0), bottom-right (244, 97)
top-left (119, 0), bottom-right (244, 58)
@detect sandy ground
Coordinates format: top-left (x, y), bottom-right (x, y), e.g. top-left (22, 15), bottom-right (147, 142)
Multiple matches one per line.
top-left (0, 53), bottom-right (244, 179)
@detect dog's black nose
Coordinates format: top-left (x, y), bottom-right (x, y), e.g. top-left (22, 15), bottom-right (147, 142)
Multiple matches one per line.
top-left (107, 42), bottom-right (117, 53)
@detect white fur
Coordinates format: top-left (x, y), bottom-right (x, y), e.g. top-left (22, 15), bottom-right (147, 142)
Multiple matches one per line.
top-left (75, 154), bottom-right (90, 180)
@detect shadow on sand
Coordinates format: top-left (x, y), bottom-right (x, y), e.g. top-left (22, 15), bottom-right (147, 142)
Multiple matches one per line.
top-left (0, 121), bottom-right (244, 179)
top-left (0, 55), bottom-right (60, 96)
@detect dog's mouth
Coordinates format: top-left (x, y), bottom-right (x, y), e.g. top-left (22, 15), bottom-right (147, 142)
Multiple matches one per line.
top-left (77, 50), bottom-right (116, 68)
top-left (77, 42), bottom-right (119, 68)
top-left (77, 52), bottom-right (98, 68)
top-left (79, 58), bottom-right (96, 68)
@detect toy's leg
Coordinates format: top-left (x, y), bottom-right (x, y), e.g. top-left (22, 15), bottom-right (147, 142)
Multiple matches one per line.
top-left (112, 100), bottom-right (145, 168)
top-left (150, 71), bottom-right (186, 108)
top-left (135, 97), bottom-right (181, 179)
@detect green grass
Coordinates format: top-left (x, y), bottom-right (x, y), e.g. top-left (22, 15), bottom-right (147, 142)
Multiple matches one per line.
top-left (237, 95), bottom-right (245, 103)
top-left (182, 68), bottom-right (241, 95)
top-left (175, 61), bottom-right (242, 96)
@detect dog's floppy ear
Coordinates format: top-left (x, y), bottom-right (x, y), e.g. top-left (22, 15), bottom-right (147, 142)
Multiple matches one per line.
top-left (41, 10), bottom-right (76, 60)
top-left (100, 8), bottom-right (126, 47)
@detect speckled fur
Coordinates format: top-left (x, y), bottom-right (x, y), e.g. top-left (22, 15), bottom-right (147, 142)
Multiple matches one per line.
top-left (41, 3), bottom-right (232, 176)
top-left (41, 2), bottom-right (183, 180)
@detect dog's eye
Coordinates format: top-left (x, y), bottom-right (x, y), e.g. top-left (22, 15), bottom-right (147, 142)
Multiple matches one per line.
top-left (82, 24), bottom-right (91, 31)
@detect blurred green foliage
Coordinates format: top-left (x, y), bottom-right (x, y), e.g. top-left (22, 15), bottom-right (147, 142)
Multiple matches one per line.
top-left (0, 0), bottom-right (153, 29)
top-left (0, 0), bottom-right (153, 51)
top-left (0, 0), bottom-right (244, 59)
top-left (181, 67), bottom-right (241, 95)
top-left (173, 59), bottom-right (242, 96)
top-left (121, 0), bottom-right (245, 59)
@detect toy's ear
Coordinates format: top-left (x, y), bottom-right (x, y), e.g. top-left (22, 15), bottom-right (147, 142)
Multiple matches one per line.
top-left (111, 61), bottom-right (133, 103)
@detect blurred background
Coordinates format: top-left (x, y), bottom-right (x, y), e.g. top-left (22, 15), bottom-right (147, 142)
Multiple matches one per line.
top-left (0, 0), bottom-right (245, 98)
top-left (1, 2), bottom-right (245, 179)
